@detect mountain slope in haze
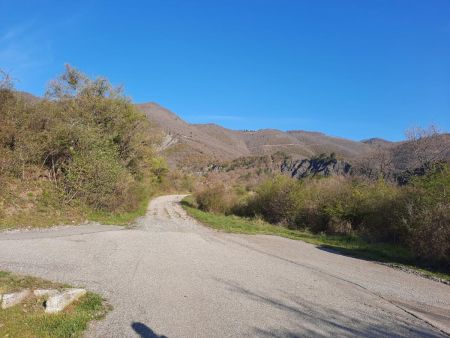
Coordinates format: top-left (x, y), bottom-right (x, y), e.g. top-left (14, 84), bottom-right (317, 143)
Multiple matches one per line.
top-left (137, 102), bottom-right (374, 168)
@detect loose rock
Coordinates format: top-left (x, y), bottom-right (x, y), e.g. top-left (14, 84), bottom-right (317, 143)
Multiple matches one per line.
top-left (1, 289), bottom-right (31, 309)
top-left (45, 288), bottom-right (86, 313)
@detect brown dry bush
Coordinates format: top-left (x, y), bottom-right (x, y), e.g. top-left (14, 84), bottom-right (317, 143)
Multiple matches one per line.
top-left (247, 175), bottom-right (300, 225)
top-left (194, 184), bottom-right (241, 214)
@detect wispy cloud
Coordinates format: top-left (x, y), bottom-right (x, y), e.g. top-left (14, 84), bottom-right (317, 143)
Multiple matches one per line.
top-left (0, 20), bottom-right (53, 84)
top-left (0, 7), bottom-right (93, 88)
top-left (0, 20), bottom-right (36, 43)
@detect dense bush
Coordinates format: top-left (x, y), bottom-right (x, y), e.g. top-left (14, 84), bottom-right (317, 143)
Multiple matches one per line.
top-left (194, 183), bottom-right (249, 214)
top-left (0, 66), bottom-right (165, 212)
top-left (346, 180), bottom-right (409, 242)
top-left (195, 184), bottom-right (237, 214)
top-left (247, 176), bottom-right (301, 224)
top-left (409, 203), bottom-right (450, 265)
top-left (406, 164), bottom-right (450, 265)
top-left (294, 177), bottom-right (354, 234)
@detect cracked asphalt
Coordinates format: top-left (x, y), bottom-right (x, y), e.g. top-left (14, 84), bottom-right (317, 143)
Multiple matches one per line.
top-left (0, 195), bottom-right (449, 337)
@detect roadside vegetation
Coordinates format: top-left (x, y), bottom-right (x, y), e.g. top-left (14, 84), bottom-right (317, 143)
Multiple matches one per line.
top-left (0, 66), bottom-right (167, 229)
top-left (186, 161), bottom-right (450, 278)
top-left (182, 198), bottom-right (449, 282)
top-left (0, 270), bottom-right (109, 337)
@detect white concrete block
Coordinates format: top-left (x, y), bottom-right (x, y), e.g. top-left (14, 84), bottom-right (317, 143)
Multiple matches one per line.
top-left (45, 288), bottom-right (86, 313)
top-left (1, 289), bottom-right (31, 309)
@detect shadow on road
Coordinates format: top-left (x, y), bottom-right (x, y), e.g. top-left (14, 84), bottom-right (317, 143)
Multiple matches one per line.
top-left (131, 322), bottom-right (168, 338)
top-left (214, 278), bottom-right (443, 337)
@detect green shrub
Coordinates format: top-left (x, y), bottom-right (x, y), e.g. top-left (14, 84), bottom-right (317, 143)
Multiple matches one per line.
top-left (292, 177), bottom-right (353, 233)
top-left (195, 184), bottom-right (232, 214)
top-left (405, 165), bottom-right (450, 266)
top-left (247, 175), bottom-right (301, 225)
top-left (409, 202), bottom-right (450, 265)
top-left (64, 148), bottom-right (132, 209)
top-left (0, 66), bottom-right (165, 213)
top-left (348, 180), bottom-right (409, 242)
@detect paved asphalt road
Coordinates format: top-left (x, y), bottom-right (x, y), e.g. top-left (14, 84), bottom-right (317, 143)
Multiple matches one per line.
top-left (0, 195), bottom-right (449, 337)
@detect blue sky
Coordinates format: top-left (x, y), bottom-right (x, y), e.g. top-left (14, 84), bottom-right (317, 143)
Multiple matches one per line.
top-left (1, 1), bottom-right (449, 141)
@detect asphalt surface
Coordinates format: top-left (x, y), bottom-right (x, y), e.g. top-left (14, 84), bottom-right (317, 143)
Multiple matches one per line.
top-left (0, 194), bottom-right (449, 337)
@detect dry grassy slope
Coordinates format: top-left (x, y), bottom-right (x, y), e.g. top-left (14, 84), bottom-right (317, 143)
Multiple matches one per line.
top-left (236, 129), bottom-right (315, 158)
top-left (138, 103), bottom-right (246, 167)
top-left (192, 123), bottom-right (250, 157)
top-left (137, 102), bottom-right (375, 168)
top-left (287, 130), bottom-right (374, 158)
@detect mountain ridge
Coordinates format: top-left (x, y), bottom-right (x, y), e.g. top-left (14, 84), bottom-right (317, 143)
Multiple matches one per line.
top-left (137, 102), bottom-right (378, 168)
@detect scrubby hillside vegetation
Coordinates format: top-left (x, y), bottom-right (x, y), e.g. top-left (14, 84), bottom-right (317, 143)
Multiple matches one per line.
top-left (191, 160), bottom-right (450, 271)
top-left (0, 66), bottom-right (167, 228)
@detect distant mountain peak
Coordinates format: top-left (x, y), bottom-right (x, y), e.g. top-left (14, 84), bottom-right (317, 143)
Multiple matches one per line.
top-left (361, 138), bottom-right (393, 145)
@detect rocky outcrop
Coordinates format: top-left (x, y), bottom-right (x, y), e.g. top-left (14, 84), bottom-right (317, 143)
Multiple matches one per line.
top-left (201, 153), bottom-right (353, 179)
top-left (281, 155), bottom-right (352, 179)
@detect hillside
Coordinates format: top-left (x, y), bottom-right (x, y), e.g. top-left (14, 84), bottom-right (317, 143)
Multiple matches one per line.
top-left (137, 103), bottom-right (375, 168)
top-left (138, 103), bottom-right (249, 168)
top-left (0, 68), bottom-right (166, 229)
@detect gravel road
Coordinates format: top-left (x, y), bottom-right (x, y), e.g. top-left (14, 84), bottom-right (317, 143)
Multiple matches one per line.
top-left (0, 195), bottom-right (449, 337)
